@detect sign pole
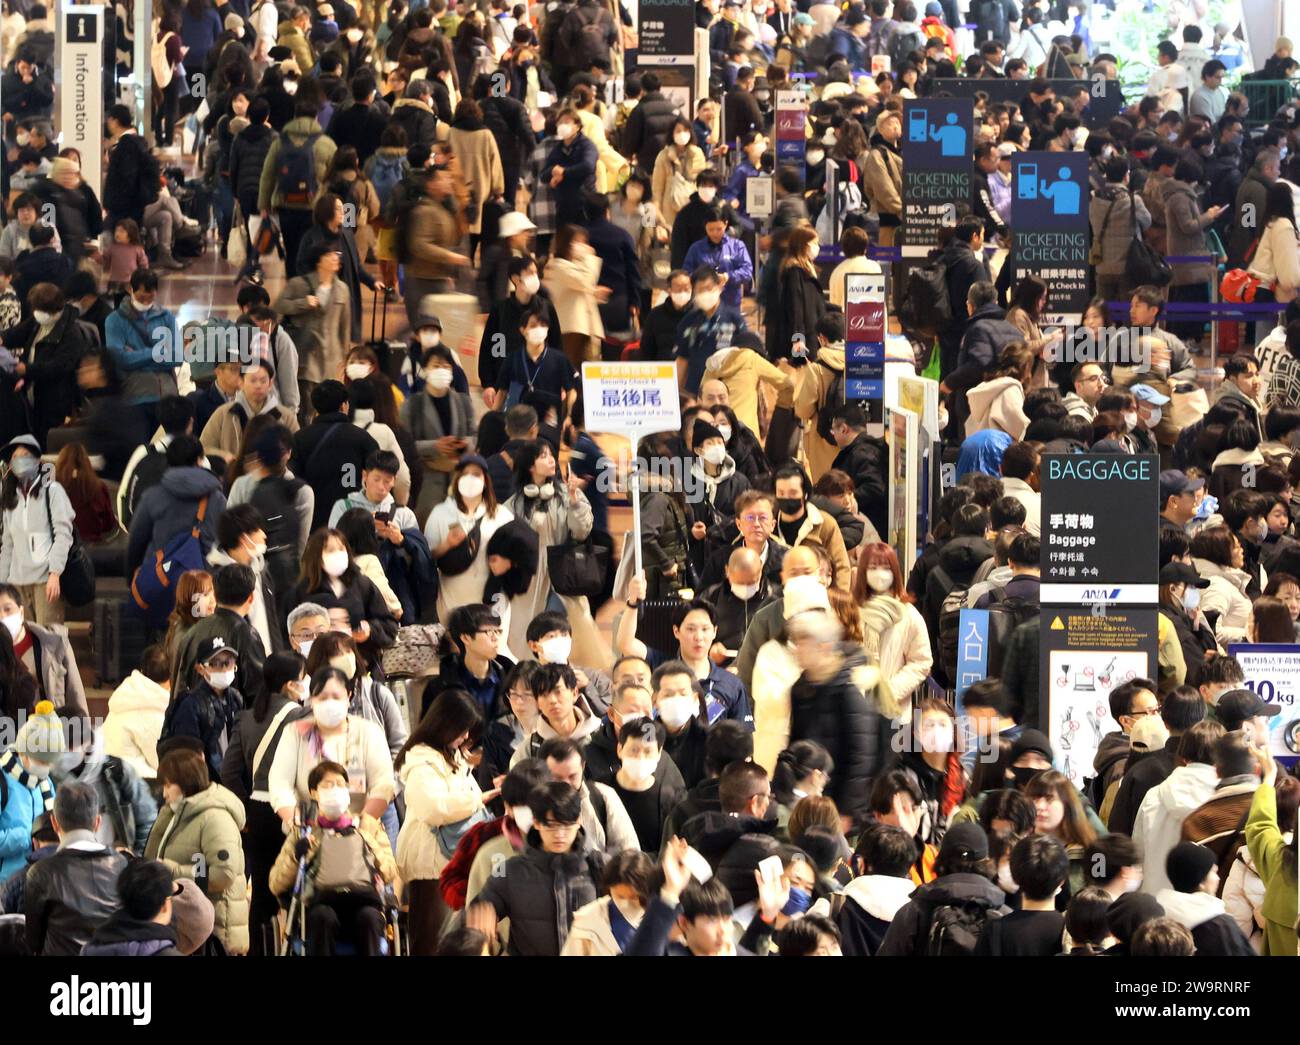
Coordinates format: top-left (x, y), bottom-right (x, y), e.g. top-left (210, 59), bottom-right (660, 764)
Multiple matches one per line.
top-left (629, 436), bottom-right (643, 578)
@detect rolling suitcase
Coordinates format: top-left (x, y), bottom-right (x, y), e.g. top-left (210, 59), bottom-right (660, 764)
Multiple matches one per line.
top-left (364, 286), bottom-right (409, 385)
top-left (94, 596), bottom-right (150, 687)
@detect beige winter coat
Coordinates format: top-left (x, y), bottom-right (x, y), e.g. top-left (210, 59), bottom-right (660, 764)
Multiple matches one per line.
top-left (544, 252), bottom-right (605, 339)
top-left (447, 125), bottom-right (505, 235)
top-left (273, 272), bottom-right (352, 384)
top-left (965, 375), bottom-right (1029, 440)
top-left (1247, 218), bottom-right (1300, 303)
top-left (395, 744), bottom-right (484, 882)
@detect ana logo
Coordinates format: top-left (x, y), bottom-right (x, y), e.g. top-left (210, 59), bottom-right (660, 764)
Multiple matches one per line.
top-left (1080, 588), bottom-right (1121, 600)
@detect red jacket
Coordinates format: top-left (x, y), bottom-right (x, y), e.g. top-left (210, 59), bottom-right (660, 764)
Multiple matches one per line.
top-left (438, 816), bottom-right (527, 909)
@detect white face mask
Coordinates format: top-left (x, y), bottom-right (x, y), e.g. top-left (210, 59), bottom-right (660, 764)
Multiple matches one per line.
top-left (32, 309), bottom-right (56, 326)
top-left (670, 290), bottom-right (692, 309)
top-left (702, 444), bottom-right (726, 466)
top-left (730, 580), bottom-right (760, 600)
top-left (511, 804), bottom-right (534, 833)
top-left (694, 289), bottom-right (721, 312)
top-left (717, 424), bottom-right (732, 442)
top-left (345, 363), bottom-right (372, 381)
top-left (297, 638), bottom-right (314, 660)
top-left (525, 326), bottom-right (548, 346)
top-left (997, 862), bottom-right (1019, 893)
top-left (418, 329), bottom-right (441, 348)
top-left (247, 538), bottom-right (268, 560)
top-left (1122, 410), bottom-right (1138, 432)
top-left (657, 695), bottom-right (697, 731)
top-left (556, 122), bottom-right (576, 139)
top-left (283, 78), bottom-right (299, 95)
top-left (27, 761), bottom-right (52, 781)
top-left (458, 473), bottom-right (485, 499)
top-left (539, 635), bottom-right (572, 663)
top-left (1, 612), bottom-right (22, 639)
top-left (519, 273), bottom-right (540, 296)
top-left (697, 187), bottom-right (717, 204)
top-left (866, 568), bottom-right (895, 594)
top-left (806, 149), bottom-right (825, 165)
top-left (206, 668), bottom-right (236, 691)
top-left (322, 550), bottom-right (350, 578)
top-left (133, 297), bottom-right (154, 314)
top-left (317, 787), bottom-right (350, 819)
top-left (1145, 407), bottom-right (1162, 427)
top-left (313, 698), bottom-right (348, 729)
top-left (16, 132), bottom-right (29, 146)
top-left (621, 755), bottom-right (657, 783)
top-left (425, 367), bottom-right (453, 391)
top-left (330, 653), bottom-right (357, 680)
top-left (674, 131), bottom-right (692, 147)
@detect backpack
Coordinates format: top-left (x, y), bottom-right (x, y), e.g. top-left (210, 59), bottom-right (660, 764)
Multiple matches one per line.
top-left (973, 0), bottom-right (1008, 43)
top-left (814, 161), bottom-right (867, 242)
top-left (982, 589), bottom-right (1039, 678)
top-left (888, 27), bottom-right (923, 71)
top-left (158, 685), bottom-right (220, 756)
top-left (815, 364), bottom-right (845, 443)
top-left (369, 153), bottom-right (405, 211)
top-left (249, 476), bottom-right (303, 595)
top-left (131, 496), bottom-right (210, 626)
top-left (151, 31), bottom-right (176, 89)
top-left (934, 565), bottom-right (973, 686)
top-left (566, 4), bottom-right (609, 67)
top-left (924, 897), bottom-right (1004, 956)
top-left (899, 253), bottom-right (951, 338)
top-left (310, 827), bottom-right (381, 899)
top-left (276, 132), bottom-right (322, 207)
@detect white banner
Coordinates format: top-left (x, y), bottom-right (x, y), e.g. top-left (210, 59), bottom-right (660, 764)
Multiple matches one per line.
top-left (58, 5), bottom-right (104, 199)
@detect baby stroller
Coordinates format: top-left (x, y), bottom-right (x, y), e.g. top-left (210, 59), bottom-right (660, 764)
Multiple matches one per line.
top-left (279, 803), bottom-right (406, 957)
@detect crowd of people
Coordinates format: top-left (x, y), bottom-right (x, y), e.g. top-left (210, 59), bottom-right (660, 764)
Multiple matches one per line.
top-left (0, 0), bottom-right (1297, 960)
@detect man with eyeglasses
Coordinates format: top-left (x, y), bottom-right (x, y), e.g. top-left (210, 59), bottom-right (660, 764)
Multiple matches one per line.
top-left (467, 781), bottom-right (602, 956)
top-left (287, 602), bottom-right (332, 659)
top-left (1063, 361), bottom-right (1106, 422)
top-left (1094, 678), bottom-right (1161, 798)
top-left (423, 603), bottom-right (513, 717)
top-left (700, 489), bottom-right (787, 588)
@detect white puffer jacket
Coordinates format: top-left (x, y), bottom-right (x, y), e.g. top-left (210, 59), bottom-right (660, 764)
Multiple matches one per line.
top-left (101, 670), bottom-right (170, 780)
top-left (1134, 761), bottom-right (1218, 897)
top-left (395, 744), bottom-right (484, 882)
top-left (1190, 556), bottom-right (1253, 643)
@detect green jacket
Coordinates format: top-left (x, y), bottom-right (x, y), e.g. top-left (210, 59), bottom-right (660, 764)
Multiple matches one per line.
top-left (1245, 782), bottom-right (1298, 957)
top-left (145, 782), bottom-right (249, 954)
top-left (257, 117), bottom-right (337, 213)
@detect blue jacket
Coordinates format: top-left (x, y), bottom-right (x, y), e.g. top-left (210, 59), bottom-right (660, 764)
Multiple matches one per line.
top-left (723, 160), bottom-right (761, 230)
top-left (828, 27), bottom-right (867, 70)
top-left (105, 303), bottom-right (183, 404)
top-left (674, 305), bottom-right (747, 395)
top-left (166, 680), bottom-right (243, 781)
top-left (682, 235), bottom-right (753, 312)
top-left (0, 753), bottom-right (55, 881)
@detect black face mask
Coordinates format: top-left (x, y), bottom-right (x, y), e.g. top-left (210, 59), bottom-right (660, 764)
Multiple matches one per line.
top-left (1009, 765), bottom-right (1044, 790)
top-left (777, 497), bottom-right (804, 516)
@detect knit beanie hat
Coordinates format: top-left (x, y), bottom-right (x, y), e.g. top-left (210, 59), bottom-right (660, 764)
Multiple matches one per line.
top-left (1010, 728), bottom-right (1054, 766)
top-left (1166, 841), bottom-right (1216, 893)
top-left (782, 575), bottom-right (831, 618)
top-left (691, 420), bottom-right (723, 448)
top-left (14, 701), bottom-right (66, 763)
top-left (169, 879), bottom-right (216, 956)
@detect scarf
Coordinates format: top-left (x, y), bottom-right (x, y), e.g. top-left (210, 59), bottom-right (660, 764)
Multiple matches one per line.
top-left (1, 748), bottom-right (56, 814)
top-left (858, 594), bottom-right (905, 659)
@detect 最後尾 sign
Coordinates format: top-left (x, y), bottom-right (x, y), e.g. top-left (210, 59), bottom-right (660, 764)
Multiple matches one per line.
top-left (1039, 453), bottom-right (1159, 604)
top-left (582, 362), bottom-right (682, 436)
top-left (1011, 151), bottom-right (1091, 325)
top-left (901, 97), bottom-right (973, 258)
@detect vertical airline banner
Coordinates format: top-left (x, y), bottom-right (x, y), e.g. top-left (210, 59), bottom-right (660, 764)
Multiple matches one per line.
top-left (844, 271), bottom-right (887, 427)
top-left (637, 0), bottom-right (697, 64)
top-left (775, 90), bottom-right (807, 163)
top-left (58, 5), bottom-right (104, 199)
top-left (900, 98), bottom-right (973, 258)
top-left (1010, 151), bottom-right (1091, 326)
top-left (886, 407), bottom-right (919, 572)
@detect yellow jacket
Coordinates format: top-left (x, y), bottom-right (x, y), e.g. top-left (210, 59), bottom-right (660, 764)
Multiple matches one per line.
top-left (575, 108), bottom-right (628, 194)
top-left (702, 345), bottom-right (793, 440)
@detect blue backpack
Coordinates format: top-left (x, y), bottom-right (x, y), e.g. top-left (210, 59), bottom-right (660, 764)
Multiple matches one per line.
top-left (369, 153), bottom-right (405, 211)
top-left (131, 496), bottom-right (210, 626)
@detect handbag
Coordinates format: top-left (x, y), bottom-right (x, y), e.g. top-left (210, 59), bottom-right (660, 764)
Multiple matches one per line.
top-left (1125, 188), bottom-right (1171, 287)
top-left (311, 828), bottom-right (380, 897)
top-left (435, 514), bottom-right (483, 577)
top-left (435, 803), bottom-right (491, 859)
top-left (379, 624), bottom-right (444, 678)
top-left (43, 487), bottom-right (94, 607)
top-left (254, 214), bottom-right (281, 257)
top-left (547, 534), bottom-right (608, 599)
top-left (1221, 268), bottom-right (1264, 304)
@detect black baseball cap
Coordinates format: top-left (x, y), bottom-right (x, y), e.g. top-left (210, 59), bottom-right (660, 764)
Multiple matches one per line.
top-left (1160, 469), bottom-right (1205, 504)
top-left (1159, 561), bottom-right (1209, 587)
top-left (1216, 688), bottom-right (1281, 730)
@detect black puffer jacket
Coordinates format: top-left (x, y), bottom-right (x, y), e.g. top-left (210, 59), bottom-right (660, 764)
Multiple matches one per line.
top-left (831, 430), bottom-right (888, 541)
top-left (876, 872), bottom-right (1009, 956)
top-left (789, 648), bottom-right (887, 818)
top-left (103, 132), bottom-right (161, 223)
top-left (24, 847), bottom-right (129, 956)
top-left (923, 534), bottom-right (994, 640)
top-left (229, 121), bottom-right (276, 211)
top-left (623, 90), bottom-right (679, 173)
top-left (473, 840), bottom-right (602, 956)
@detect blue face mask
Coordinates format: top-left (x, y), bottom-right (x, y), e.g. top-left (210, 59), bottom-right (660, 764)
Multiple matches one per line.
top-left (781, 887), bottom-right (811, 916)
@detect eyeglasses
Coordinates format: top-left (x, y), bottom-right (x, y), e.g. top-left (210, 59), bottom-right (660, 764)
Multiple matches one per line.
top-left (292, 627), bottom-right (329, 641)
top-left (537, 820), bottom-right (579, 831)
top-left (508, 688), bottom-right (533, 701)
top-left (1128, 707), bottom-right (1161, 719)
top-left (476, 627), bottom-right (503, 638)
top-left (740, 514), bottom-right (773, 525)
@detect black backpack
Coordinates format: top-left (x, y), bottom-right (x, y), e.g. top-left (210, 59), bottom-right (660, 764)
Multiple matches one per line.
top-left (276, 131), bottom-right (322, 207)
top-left (899, 253), bottom-right (951, 338)
top-left (925, 897), bottom-right (1004, 956)
top-left (973, 0), bottom-right (1008, 43)
top-left (122, 444), bottom-right (169, 531)
top-left (934, 565), bottom-right (973, 687)
top-left (815, 364), bottom-right (845, 444)
top-left (249, 475), bottom-right (303, 595)
top-left (982, 590), bottom-right (1040, 678)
